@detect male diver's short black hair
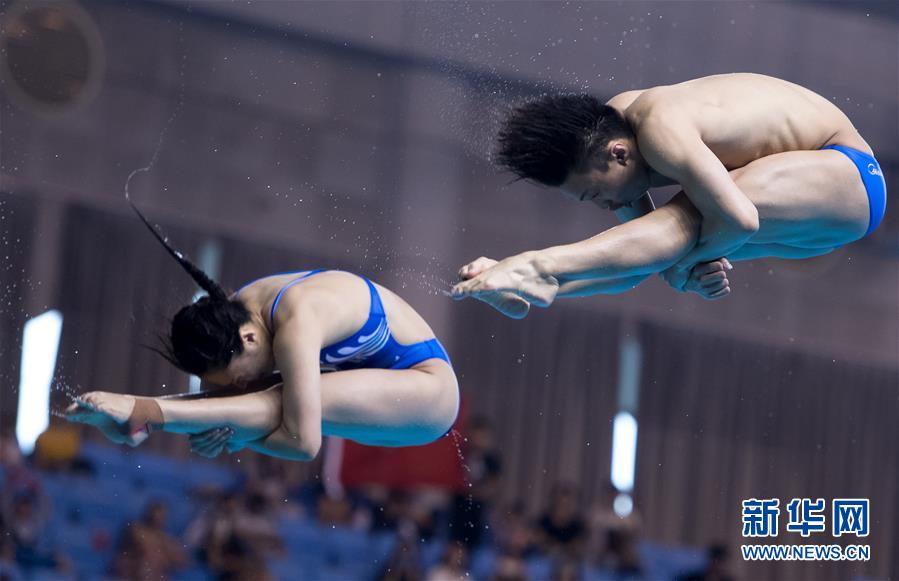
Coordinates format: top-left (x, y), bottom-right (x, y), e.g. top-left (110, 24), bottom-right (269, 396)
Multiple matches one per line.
top-left (129, 200), bottom-right (250, 376)
top-left (494, 94), bottom-right (631, 187)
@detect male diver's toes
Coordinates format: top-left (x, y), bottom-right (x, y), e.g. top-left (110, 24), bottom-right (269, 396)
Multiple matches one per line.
top-left (453, 282), bottom-right (478, 299)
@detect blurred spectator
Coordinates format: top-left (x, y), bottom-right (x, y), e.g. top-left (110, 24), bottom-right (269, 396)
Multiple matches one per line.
top-left (0, 429), bottom-right (24, 468)
top-left (598, 529), bottom-right (642, 580)
top-left (112, 500), bottom-right (187, 580)
top-left (32, 424), bottom-right (93, 475)
top-left (317, 492), bottom-right (353, 527)
top-left (184, 491), bottom-right (240, 564)
top-left (537, 482), bottom-right (586, 559)
top-left (493, 500), bottom-right (538, 558)
top-left (232, 492), bottom-right (285, 558)
top-left (372, 488), bottom-right (412, 532)
top-left (587, 482), bottom-right (642, 563)
top-left (3, 491), bottom-right (71, 577)
top-left (425, 541), bottom-right (468, 581)
top-left (0, 431), bottom-right (41, 498)
top-left (491, 554), bottom-right (527, 581)
top-left (378, 518), bottom-right (422, 581)
top-left (449, 416), bottom-right (503, 547)
top-left (194, 490), bottom-right (281, 580)
top-left (588, 482), bottom-right (643, 577)
top-left (676, 544), bottom-right (734, 581)
top-left (552, 559), bottom-right (582, 581)
top-left (244, 454), bottom-right (289, 508)
top-left (0, 534), bottom-right (23, 581)
top-left (207, 533), bottom-right (273, 581)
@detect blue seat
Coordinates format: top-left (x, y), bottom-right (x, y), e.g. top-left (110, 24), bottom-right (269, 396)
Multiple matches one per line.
top-left (469, 546), bottom-right (497, 580)
top-left (638, 541), bottom-right (707, 580)
top-left (172, 565), bottom-right (212, 581)
top-left (525, 556), bottom-right (553, 580)
top-left (270, 557), bottom-right (317, 581)
top-left (419, 539), bottom-right (447, 570)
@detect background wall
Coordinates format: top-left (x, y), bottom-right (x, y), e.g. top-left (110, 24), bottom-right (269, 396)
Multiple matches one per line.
top-left (1, 1), bottom-right (896, 578)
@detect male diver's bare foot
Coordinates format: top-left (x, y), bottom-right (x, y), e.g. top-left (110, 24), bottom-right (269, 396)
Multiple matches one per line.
top-left (456, 257), bottom-right (531, 319)
top-left (65, 392), bottom-right (148, 446)
top-left (477, 291), bottom-right (531, 319)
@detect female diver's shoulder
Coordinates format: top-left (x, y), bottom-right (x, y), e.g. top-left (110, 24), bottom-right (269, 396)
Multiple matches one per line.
top-left (267, 271), bottom-right (368, 345)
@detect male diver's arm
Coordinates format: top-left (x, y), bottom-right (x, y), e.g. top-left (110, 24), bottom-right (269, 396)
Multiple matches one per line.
top-left (244, 301), bottom-right (324, 461)
top-left (636, 118), bottom-right (759, 282)
top-left (614, 192), bottom-right (655, 223)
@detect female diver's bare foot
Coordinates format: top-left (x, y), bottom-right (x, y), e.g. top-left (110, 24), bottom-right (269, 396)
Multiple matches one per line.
top-left (65, 392), bottom-right (148, 447)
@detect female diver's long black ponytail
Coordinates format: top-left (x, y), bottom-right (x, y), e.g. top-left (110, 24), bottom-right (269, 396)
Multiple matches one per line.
top-left (128, 199), bottom-right (228, 302)
top-left (129, 200), bottom-right (250, 376)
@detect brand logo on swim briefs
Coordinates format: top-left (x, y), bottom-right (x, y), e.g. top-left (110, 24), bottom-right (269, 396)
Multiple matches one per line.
top-left (867, 163), bottom-right (882, 177)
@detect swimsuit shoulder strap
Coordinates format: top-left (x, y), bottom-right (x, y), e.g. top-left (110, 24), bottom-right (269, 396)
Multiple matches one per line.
top-left (270, 269), bottom-right (326, 324)
top-left (359, 275), bottom-right (385, 318)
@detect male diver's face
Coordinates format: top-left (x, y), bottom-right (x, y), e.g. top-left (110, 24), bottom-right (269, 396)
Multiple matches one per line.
top-left (202, 324), bottom-right (274, 388)
top-left (560, 141), bottom-right (649, 211)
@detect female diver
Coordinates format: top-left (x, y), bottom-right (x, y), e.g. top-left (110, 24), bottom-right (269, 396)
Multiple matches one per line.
top-left (66, 204), bottom-right (459, 461)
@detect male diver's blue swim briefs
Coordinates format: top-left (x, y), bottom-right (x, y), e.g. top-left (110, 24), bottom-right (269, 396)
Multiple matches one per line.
top-left (822, 145), bottom-right (887, 237)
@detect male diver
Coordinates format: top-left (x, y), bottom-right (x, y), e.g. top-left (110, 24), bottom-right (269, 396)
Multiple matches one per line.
top-left (451, 73), bottom-right (886, 317)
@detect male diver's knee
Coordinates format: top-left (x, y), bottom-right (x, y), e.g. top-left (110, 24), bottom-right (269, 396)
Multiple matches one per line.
top-left (733, 204), bottom-right (761, 235)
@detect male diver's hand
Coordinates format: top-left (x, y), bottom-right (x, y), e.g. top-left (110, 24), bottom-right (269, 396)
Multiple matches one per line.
top-left (455, 256), bottom-right (532, 319)
top-left (662, 259), bottom-right (732, 299)
top-left (454, 253), bottom-right (558, 315)
top-left (189, 427), bottom-right (235, 458)
top-left (659, 265), bottom-right (690, 292)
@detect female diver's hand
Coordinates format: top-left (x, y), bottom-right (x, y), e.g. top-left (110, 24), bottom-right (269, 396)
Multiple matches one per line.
top-left (189, 427), bottom-right (235, 458)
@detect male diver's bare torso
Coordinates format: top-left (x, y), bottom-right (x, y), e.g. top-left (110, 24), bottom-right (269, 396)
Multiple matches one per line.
top-left (606, 73), bottom-right (875, 251)
top-left (607, 73), bottom-right (872, 170)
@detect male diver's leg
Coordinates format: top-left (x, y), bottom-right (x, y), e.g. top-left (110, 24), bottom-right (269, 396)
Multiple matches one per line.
top-left (727, 148), bottom-right (870, 248)
top-left (727, 243), bottom-right (836, 262)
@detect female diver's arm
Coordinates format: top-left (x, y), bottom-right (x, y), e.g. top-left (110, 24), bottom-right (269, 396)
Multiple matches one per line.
top-left (243, 300), bottom-right (324, 461)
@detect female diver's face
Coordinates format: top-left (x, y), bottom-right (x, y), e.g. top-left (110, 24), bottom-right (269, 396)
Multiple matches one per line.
top-left (202, 325), bottom-right (274, 388)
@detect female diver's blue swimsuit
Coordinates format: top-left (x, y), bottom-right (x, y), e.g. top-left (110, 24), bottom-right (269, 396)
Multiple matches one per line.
top-left (239, 270), bottom-right (451, 372)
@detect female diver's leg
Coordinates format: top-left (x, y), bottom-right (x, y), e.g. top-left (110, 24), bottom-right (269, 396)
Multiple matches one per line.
top-left (159, 359), bottom-right (457, 445)
top-left (66, 387), bottom-right (283, 443)
top-left (316, 359), bottom-right (459, 446)
top-left (67, 359), bottom-right (458, 448)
